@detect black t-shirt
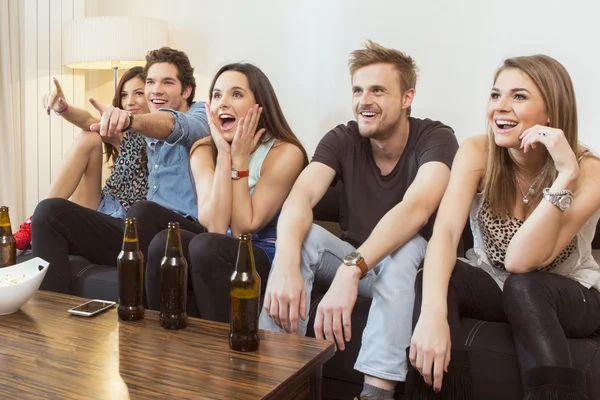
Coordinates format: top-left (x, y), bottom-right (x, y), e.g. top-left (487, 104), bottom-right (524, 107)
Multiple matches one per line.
top-left (312, 118), bottom-right (458, 247)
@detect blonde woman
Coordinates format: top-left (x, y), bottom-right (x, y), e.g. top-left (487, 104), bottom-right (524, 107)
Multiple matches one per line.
top-left (408, 55), bottom-right (600, 399)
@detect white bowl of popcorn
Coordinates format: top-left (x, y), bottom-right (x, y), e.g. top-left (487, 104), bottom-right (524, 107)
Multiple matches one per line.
top-left (0, 257), bottom-right (49, 315)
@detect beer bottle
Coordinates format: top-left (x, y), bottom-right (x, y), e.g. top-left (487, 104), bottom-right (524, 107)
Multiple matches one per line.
top-left (117, 218), bottom-right (145, 321)
top-left (229, 233), bottom-right (260, 352)
top-left (0, 206), bottom-right (16, 268)
top-left (159, 222), bottom-right (187, 330)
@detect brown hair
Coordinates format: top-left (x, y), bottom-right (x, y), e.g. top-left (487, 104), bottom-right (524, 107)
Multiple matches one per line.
top-left (194, 62), bottom-right (308, 164)
top-left (105, 66), bottom-right (147, 166)
top-left (144, 47), bottom-right (196, 107)
top-left (482, 55), bottom-right (580, 216)
top-left (348, 40), bottom-right (418, 116)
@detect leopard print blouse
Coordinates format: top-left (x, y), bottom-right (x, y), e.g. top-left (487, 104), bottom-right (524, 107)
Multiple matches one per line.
top-left (477, 200), bottom-right (577, 271)
top-left (100, 131), bottom-right (148, 211)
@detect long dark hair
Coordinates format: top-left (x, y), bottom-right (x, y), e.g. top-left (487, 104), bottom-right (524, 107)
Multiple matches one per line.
top-left (206, 63), bottom-right (308, 164)
top-left (105, 66), bottom-right (147, 166)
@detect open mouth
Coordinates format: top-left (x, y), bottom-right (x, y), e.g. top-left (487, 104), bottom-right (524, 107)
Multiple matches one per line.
top-left (495, 119), bottom-right (518, 132)
top-left (151, 99), bottom-right (168, 107)
top-left (219, 113), bottom-right (236, 130)
top-left (360, 111), bottom-right (378, 121)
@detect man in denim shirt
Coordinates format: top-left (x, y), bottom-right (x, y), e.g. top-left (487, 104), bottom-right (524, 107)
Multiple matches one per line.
top-left (32, 47), bottom-right (209, 295)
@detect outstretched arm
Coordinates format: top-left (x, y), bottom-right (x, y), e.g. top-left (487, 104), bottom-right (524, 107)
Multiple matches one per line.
top-left (43, 77), bottom-right (99, 131)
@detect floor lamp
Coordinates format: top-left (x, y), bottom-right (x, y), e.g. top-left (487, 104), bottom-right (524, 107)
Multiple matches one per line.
top-left (62, 16), bottom-right (169, 92)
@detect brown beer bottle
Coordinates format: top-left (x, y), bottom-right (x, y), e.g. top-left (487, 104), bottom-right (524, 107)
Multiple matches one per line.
top-left (117, 218), bottom-right (145, 321)
top-left (0, 206), bottom-right (16, 268)
top-left (229, 233), bottom-right (260, 352)
top-left (159, 222), bottom-right (187, 330)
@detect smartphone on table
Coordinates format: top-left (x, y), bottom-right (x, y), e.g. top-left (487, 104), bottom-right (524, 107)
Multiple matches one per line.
top-left (67, 300), bottom-right (116, 317)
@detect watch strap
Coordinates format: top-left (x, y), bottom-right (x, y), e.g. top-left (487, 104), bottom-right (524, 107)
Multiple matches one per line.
top-left (121, 111), bottom-right (134, 133)
top-left (343, 253), bottom-right (368, 279)
top-left (231, 169), bottom-right (249, 180)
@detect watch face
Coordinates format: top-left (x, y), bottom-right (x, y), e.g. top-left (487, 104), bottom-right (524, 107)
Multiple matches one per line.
top-left (558, 195), bottom-right (572, 210)
top-left (344, 251), bottom-right (361, 263)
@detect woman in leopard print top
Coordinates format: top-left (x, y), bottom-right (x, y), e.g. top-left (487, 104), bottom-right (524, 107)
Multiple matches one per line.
top-left (408, 55), bottom-right (600, 399)
top-left (14, 67), bottom-right (149, 251)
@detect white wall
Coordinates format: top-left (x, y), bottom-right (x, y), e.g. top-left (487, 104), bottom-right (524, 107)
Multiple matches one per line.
top-left (85, 0), bottom-right (599, 156)
top-left (21, 0), bottom-right (86, 218)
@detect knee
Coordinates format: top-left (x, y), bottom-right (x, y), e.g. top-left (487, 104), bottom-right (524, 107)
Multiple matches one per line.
top-left (127, 201), bottom-right (160, 220)
top-left (300, 224), bottom-right (328, 255)
top-left (503, 272), bottom-right (550, 315)
top-left (188, 233), bottom-right (226, 272)
top-left (147, 229), bottom-right (169, 268)
top-left (32, 198), bottom-right (72, 224)
top-left (73, 130), bottom-right (102, 152)
top-left (389, 235), bottom-right (427, 267)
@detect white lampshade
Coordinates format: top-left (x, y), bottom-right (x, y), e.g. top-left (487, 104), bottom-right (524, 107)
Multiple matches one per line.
top-left (62, 16), bottom-right (168, 70)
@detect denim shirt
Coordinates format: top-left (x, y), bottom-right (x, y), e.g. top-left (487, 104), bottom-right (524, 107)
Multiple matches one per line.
top-left (145, 101), bottom-right (209, 218)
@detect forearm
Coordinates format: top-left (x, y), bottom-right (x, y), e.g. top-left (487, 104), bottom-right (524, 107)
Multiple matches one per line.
top-left (358, 200), bottom-right (430, 270)
top-left (61, 105), bottom-right (99, 132)
top-left (230, 157), bottom-right (256, 235)
top-left (273, 192), bottom-right (314, 271)
top-left (130, 112), bottom-right (176, 140)
top-left (198, 154), bottom-right (232, 233)
top-left (505, 174), bottom-right (575, 271)
top-left (419, 232), bottom-right (457, 318)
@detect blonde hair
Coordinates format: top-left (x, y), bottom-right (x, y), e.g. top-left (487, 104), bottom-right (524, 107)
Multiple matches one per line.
top-left (483, 55), bottom-right (580, 216)
top-left (348, 40), bottom-right (418, 116)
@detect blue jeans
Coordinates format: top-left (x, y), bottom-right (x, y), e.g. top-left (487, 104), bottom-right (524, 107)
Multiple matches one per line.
top-left (96, 194), bottom-right (126, 219)
top-left (259, 223), bottom-right (426, 381)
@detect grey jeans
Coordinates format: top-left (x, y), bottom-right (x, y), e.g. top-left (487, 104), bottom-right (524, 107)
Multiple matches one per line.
top-left (259, 223), bottom-right (427, 381)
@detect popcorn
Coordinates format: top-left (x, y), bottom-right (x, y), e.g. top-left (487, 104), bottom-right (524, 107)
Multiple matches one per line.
top-left (0, 273), bottom-right (27, 286)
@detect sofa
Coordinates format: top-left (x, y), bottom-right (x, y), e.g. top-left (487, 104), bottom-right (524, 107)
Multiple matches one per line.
top-left (18, 184), bottom-right (600, 400)
top-left (309, 184), bottom-right (600, 400)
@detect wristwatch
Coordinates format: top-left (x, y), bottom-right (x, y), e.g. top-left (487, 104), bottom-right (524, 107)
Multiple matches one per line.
top-left (121, 111), bottom-right (134, 133)
top-left (542, 188), bottom-right (573, 211)
top-left (343, 251), bottom-right (368, 279)
top-left (231, 168), bottom-right (249, 180)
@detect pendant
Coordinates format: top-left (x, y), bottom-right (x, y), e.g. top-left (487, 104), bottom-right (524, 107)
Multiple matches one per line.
top-left (522, 196), bottom-right (529, 204)
top-left (528, 187), bottom-right (535, 196)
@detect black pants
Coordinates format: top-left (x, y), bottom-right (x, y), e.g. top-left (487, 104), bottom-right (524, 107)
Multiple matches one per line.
top-left (146, 231), bottom-right (271, 321)
top-left (412, 260), bottom-right (600, 392)
top-left (32, 198), bottom-right (124, 294)
top-left (31, 198), bottom-right (203, 294)
top-left (125, 201), bottom-right (206, 260)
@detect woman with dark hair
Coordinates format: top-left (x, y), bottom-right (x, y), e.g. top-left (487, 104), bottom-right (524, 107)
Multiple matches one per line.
top-left (14, 67), bottom-right (150, 250)
top-left (145, 63), bottom-right (307, 319)
top-left (407, 55), bottom-right (600, 399)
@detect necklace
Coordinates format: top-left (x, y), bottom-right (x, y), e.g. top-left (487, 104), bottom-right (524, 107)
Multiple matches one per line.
top-left (514, 168), bottom-right (544, 204)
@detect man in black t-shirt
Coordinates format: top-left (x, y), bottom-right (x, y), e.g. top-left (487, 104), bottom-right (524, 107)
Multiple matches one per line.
top-left (260, 41), bottom-right (458, 400)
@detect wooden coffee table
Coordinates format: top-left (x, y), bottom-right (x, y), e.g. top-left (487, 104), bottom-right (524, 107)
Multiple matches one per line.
top-left (0, 291), bottom-right (335, 399)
